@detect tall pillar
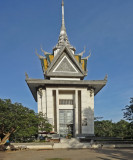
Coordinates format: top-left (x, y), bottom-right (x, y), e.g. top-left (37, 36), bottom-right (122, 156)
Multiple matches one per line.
top-left (75, 90), bottom-right (78, 136)
top-left (37, 88), bottom-right (46, 114)
top-left (56, 89), bottom-right (59, 133)
top-left (88, 89), bottom-right (94, 134)
top-left (46, 88), bottom-right (54, 126)
top-left (42, 89), bottom-right (46, 114)
top-left (37, 89), bottom-right (42, 113)
top-left (81, 88), bottom-right (94, 135)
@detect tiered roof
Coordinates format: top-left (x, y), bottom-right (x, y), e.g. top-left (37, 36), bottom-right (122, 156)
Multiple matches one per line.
top-left (25, 0), bottom-right (107, 101)
top-left (36, 0), bottom-right (91, 80)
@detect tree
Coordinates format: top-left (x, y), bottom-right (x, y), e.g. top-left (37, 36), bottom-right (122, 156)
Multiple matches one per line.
top-left (127, 122), bottom-right (133, 139)
top-left (0, 99), bottom-right (52, 144)
top-left (94, 120), bottom-right (114, 137)
top-left (94, 117), bottom-right (103, 121)
top-left (38, 112), bottom-right (53, 134)
top-left (123, 98), bottom-right (133, 123)
top-left (94, 119), bottom-right (132, 139)
top-left (114, 120), bottom-right (129, 139)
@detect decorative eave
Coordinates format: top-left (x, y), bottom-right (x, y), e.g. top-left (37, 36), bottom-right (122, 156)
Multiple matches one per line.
top-left (36, 45), bottom-right (90, 78)
top-left (26, 78), bottom-right (107, 102)
top-left (46, 45), bottom-right (86, 78)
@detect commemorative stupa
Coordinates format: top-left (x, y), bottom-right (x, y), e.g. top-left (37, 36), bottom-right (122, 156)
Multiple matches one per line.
top-left (26, 0), bottom-right (107, 138)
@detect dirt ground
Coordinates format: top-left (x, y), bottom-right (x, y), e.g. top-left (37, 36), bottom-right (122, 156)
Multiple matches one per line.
top-left (0, 148), bottom-right (133, 160)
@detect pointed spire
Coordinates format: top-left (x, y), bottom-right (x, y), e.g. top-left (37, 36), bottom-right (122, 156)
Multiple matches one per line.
top-left (60, 0), bottom-right (66, 35)
top-left (61, 0), bottom-right (66, 32)
top-left (53, 0), bottom-right (76, 54)
top-left (58, 0), bottom-right (69, 46)
top-left (62, 0), bottom-right (64, 6)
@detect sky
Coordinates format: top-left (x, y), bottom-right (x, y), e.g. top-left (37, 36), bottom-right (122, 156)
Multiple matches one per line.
top-left (0, 0), bottom-right (133, 122)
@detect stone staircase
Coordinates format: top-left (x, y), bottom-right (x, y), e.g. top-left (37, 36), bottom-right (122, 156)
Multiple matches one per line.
top-left (53, 138), bottom-right (91, 149)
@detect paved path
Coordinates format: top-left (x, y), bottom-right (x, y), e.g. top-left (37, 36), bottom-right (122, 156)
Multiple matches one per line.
top-left (0, 148), bottom-right (133, 160)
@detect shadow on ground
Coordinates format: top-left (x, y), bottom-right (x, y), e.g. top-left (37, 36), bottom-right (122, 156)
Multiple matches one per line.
top-left (94, 148), bottom-right (133, 160)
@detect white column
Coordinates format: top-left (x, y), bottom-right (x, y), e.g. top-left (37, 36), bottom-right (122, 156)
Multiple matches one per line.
top-left (37, 90), bottom-right (42, 113)
top-left (37, 88), bottom-right (47, 114)
top-left (75, 90), bottom-right (79, 136)
top-left (81, 88), bottom-right (94, 135)
top-left (56, 89), bottom-right (59, 133)
top-left (46, 88), bottom-right (54, 126)
top-left (88, 89), bottom-right (94, 134)
top-left (42, 89), bottom-right (46, 115)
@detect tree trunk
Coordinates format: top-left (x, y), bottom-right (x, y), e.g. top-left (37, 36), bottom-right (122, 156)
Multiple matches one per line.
top-left (0, 132), bottom-right (11, 145)
top-left (0, 129), bottom-right (15, 145)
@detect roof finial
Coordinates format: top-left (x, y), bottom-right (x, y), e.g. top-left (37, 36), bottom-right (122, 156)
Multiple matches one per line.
top-left (62, 0), bottom-right (64, 6)
top-left (53, 0), bottom-right (76, 53)
top-left (61, 0), bottom-right (66, 35)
